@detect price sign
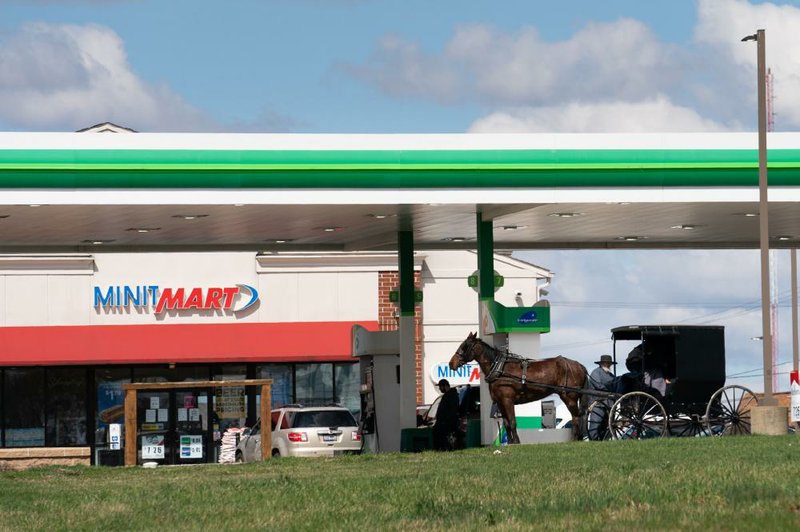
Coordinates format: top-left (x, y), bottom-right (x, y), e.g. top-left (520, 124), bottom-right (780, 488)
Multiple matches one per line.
top-left (142, 435), bottom-right (165, 459)
top-left (791, 371), bottom-right (800, 423)
top-left (180, 435), bottom-right (204, 459)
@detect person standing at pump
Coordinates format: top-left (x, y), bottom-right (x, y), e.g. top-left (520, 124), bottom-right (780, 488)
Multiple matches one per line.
top-left (432, 379), bottom-right (459, 451)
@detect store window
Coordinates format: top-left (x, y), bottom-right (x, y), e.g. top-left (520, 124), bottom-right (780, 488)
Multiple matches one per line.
top-left (256, 364), bottom-right (293, 408)
top-left (295, 363), bottom-right (333, 406)
top-left (3, 368), bottom-right (45, 447)
top-left (46, 368), bottom-right (87, 446)
top-left (212, 365), bottom-right (248, 432)
top-left (334, 363), bottom-right (360, 418)
top-left (134, 365), bottom-right (210, 383)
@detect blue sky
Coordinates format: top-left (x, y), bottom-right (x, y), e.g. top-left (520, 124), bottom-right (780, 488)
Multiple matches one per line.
top-left (2, 0), bottom-right (800, 391)
top-left (0, 1), bottom-right (699, 132)
top-left (3, 0), bottom-right (799, 133)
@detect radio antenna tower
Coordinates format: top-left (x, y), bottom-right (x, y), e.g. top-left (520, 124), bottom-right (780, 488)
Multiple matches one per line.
top-left (766, 67), bottom-right (775, 132)
top-left (766, 67), bottom-right (778, 390)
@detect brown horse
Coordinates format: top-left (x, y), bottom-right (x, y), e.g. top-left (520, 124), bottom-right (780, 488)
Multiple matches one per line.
top-left (449, 332), bottom-right (588, 444)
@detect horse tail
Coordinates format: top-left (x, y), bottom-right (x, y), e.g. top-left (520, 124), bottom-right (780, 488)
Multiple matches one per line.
top-left (575, 363), bottom-right (590, 440)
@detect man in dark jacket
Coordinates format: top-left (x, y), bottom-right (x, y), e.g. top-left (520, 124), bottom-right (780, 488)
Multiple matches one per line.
top-left (432, 379), bottom-right (460, 451)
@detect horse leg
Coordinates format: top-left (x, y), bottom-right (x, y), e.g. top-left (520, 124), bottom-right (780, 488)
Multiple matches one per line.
top-left (561, 392), bottom-right (583, 441)
top-left (497, 398), bottom-right (520, 444)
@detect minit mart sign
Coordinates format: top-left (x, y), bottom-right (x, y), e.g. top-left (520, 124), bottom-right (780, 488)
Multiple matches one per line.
top-left (93, 284), bottom-right (259, 314)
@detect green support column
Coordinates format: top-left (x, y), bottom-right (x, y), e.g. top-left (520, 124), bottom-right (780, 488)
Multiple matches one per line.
top-left (397, 231), bottom-right (417, 431)
top-left (476, 213), bottom-right (496, 445)
top-left (477, 216), bottom-right (495, 301)
top-left (398, 231), bottom-right (415, 318)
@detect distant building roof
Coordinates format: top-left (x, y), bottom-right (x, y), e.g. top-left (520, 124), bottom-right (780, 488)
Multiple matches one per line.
top-left (76, 122), bottom-right (137, 133)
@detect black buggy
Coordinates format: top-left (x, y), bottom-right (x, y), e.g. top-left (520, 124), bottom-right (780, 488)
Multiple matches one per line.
top-left (585, 325), bottom-right (758, 440)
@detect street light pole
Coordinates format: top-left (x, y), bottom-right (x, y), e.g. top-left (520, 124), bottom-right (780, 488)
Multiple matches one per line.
top-left (743, 29), bottom-right (776, 405)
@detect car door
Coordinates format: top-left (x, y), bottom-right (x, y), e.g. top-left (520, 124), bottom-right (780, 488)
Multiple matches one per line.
top-left (244, 420), bottom-right (261, 462)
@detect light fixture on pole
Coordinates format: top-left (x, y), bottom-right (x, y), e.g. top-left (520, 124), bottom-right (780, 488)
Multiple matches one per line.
top-left (742, 29), bottom-right (776, 406)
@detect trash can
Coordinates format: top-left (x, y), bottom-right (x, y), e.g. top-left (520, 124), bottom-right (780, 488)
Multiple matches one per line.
top-left (400, 428), bottom-right (432, 452)
top-left (97, 449), bottom-right (124, 466)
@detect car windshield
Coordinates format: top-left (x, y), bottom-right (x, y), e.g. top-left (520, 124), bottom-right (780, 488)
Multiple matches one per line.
top-left (290, 410), bottom-right (357, 428)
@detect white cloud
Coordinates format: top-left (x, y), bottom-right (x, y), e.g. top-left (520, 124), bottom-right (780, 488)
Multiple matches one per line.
top-left (347, 0), bottom-right (800, 132)
top-left (468, 96), bottom-right (728, 133)
top-left (342, 34), bottom-right (464, 104)
top-left (695, 0), bottom-right (800, 128)
top-left (346, 19), bottom-right (679, 107)
top-left (446, 20), bottom-right (680, 105)
top-left (0, 23), bottom-right (212, 131)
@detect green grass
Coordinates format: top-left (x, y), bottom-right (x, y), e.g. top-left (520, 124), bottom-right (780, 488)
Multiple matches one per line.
top-left (2, 436), bottom-right (799, 531)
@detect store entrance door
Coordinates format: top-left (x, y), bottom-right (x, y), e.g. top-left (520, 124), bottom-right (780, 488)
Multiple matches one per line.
top-left (124, 380), bottom-right (272, 466)
top-left (137, 388), bottom-right (212, 465)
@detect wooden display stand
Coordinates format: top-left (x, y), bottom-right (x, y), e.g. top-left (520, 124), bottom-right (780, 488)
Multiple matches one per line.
top-left (122, 379), bottom-right (272, 466)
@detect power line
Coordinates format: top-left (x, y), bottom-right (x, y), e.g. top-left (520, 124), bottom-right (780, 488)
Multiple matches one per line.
top-left (541, 289), bottom-right (798, 354)
top-left (726, 360), bottom-right (793, 378)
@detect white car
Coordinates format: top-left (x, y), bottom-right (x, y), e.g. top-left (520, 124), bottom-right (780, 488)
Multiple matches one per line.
top-left (236, 405), bottom-right (362, 461)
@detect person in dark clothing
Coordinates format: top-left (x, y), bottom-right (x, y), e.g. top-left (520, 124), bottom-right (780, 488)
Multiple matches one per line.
top-left (432, 379), bottom-right (460, 451)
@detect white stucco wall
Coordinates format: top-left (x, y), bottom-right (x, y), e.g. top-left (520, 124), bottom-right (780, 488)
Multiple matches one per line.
top-left (0, 252), bottom-right (380, 327)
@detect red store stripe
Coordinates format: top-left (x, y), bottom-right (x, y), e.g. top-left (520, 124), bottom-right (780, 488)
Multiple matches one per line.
top-left (0, 321), bottom-right (378, 366)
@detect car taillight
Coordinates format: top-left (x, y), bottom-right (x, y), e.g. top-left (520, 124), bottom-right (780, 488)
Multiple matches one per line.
top-left (287, 432), bottom-right (308, 442)
top-left (351, 431), bottom-right (361, 442)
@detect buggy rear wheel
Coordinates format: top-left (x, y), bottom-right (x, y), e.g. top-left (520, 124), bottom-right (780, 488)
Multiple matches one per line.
top-left (586, 399), bottom-right (612, 441)
top-left (608, 392), bottom-right (667, 440)
top-left (704, 385), bottom-right (758, 436)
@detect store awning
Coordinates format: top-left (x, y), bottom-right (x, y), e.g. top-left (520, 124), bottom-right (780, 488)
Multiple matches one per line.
top-left (0, 321), bottom-right (379, 366)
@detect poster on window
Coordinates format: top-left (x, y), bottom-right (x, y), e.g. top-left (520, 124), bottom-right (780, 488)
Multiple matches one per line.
top-left (215, 387), bottom-right (245, 419)
top-left (142, 435), bottom-right (165, 459)
top-left (96, 381), bottom-right (126, 428)
top-left (180, 435), bottom-right (204, 459)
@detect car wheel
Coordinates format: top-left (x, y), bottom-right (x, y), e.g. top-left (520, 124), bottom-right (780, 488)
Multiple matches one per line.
top-left (272, 449), bottom-right (281, 457)
top-left (235, 451), bottom-right (243, 463)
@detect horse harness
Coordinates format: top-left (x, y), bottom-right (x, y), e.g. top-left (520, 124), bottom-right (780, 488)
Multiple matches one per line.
top-left (475, 341), bottom-right (579, 393)
top-left (457, 338), bottom-right (580, 394)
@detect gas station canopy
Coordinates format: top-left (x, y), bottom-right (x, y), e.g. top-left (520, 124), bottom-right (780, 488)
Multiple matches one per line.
top-left (2, 131), bottom-right (800, 252)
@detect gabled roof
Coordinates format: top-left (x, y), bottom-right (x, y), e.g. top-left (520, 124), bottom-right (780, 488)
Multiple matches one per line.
top-left (76, 122), bottom-right (137, 134)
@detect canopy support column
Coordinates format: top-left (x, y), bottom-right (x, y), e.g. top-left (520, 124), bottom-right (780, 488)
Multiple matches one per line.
top-left (477, 213), bottom-right (497, 445)
top-left (398, 230), bottom-right (417, 430)
top-left (756, 29), bottom-right (776, 406)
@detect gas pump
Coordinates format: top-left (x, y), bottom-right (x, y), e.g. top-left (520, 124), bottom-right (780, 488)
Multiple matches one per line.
top-left (352, 325), bottom-right (400, 452)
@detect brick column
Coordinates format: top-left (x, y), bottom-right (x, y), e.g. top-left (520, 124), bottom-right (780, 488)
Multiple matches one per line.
top-left (378, 271), bottom-right (423, 404)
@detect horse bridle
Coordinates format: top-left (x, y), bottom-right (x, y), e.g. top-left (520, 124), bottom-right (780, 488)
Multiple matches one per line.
top-left (455, 336), bottom-right (510, 383)
top-left (454, 337), bottom-right (477, 367)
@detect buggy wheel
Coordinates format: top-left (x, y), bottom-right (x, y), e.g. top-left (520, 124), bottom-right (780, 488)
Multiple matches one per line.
top-left (704, 385), bottom-right (758, 436)
top-left (608, 392), bottom-right (667, 440)
top-left (586, 399), bottom-right (612, 441)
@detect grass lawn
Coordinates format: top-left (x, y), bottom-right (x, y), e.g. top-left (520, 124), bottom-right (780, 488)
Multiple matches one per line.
top-left (1, 436), bottom-right (799, 531)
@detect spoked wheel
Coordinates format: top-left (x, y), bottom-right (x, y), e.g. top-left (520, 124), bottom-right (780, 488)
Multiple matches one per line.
top-left (608, 392), bottom-right (668, 440)
top-left (668, 414), bottom-right (707, 437)
top-left (704, 385), bottom-right (758, 436)
top-left (586, 399), bottom-right (612, 441)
